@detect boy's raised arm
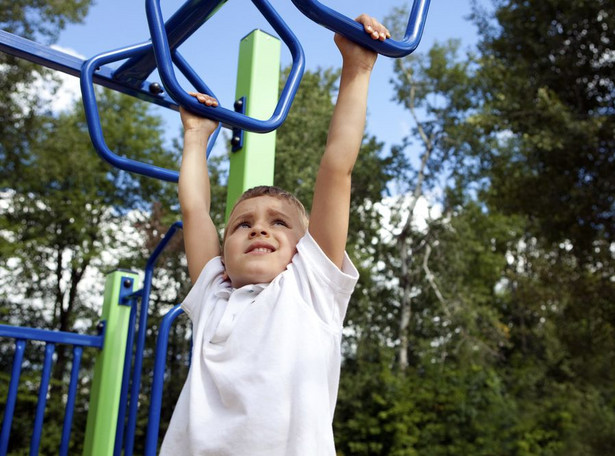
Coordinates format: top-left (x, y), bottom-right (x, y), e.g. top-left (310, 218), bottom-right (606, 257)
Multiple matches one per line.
top-left (309, 15), bottom-right (390, 269)
top-left (179, 94), bottom-right (221, 284)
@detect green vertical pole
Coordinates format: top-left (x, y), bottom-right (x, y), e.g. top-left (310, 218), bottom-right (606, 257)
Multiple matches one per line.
top-left (225, 29), bottom-right (281, 220)
top-left (83, 270), bottom-right (140, 456)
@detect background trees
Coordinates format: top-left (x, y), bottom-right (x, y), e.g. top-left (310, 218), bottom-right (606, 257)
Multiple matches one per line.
top-left (471, 0), bottom-right (615, 452)
top-left (336, 0), bottom-right (614, 453)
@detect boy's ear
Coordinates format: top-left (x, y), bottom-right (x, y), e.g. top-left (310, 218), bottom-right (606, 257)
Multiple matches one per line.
top-left (220, 257), bottom-right (229, 282)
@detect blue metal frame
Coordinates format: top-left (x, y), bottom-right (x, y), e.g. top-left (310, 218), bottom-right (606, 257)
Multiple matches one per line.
top-left (144, 304), bottom-right (186, 456)
top-left (0, 29), bottom-right (221, 183)
top-left (145, 0), bottom-right (305, 133)
top-left (0, 324), bottom-right (105, 455)
top-left (113, 0), bottom-right (230, 86)
top-left (290, 0), bottom-right (431, 58)
top-left (80, 41), bottom-right (221, 183)
top-left (0, 221), bottom-right (184, 455)
top-left (112, 222), bottom-right (184, 455)
top-left (0, 30), bottom-right (177, 110)
top-left (79, 0), bottom-right (304, 182)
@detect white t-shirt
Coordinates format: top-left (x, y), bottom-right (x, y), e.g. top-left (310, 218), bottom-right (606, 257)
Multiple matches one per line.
top-left (160, 232), bottom-right (359, 456)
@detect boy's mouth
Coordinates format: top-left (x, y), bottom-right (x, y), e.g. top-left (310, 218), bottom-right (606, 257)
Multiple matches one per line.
top-left (246, 242), bottom-right (275, 254)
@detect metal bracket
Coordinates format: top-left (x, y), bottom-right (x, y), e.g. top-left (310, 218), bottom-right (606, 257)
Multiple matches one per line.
top-left (119, 276), bottom-right (137, 307)
top-left (231, 96), bottom-right (246, 152)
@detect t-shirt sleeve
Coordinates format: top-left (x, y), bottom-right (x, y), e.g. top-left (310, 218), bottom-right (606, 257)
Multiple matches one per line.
top-left (181, 256), bottom-right (226, 323)
top-left (290, 231), bottom-right (359, 328)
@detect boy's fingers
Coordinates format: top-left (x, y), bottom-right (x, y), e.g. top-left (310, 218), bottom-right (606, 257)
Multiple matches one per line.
top-left (356, 14), bottom-right (390, 41)
top-left (188, 91), bottom-right (219, 107)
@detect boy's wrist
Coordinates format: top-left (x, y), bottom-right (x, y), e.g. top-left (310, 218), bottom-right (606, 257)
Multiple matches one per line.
top-left (340, 62), bottom-right (374, 84)
top-left (184, 126), bottom-right (214, 138)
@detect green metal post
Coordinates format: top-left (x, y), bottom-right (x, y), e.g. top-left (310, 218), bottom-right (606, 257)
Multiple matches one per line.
top-left (225, 29), bottom-right (281, 220)
top-left (83, 270), bottom-right (140, 456)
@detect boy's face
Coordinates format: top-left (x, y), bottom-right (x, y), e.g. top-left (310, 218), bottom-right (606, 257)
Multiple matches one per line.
top-left (223, 195), bottom-right (306, 288)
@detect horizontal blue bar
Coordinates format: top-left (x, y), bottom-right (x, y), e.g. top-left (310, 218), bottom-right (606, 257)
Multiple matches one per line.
top-left (0, 324), bottom-right (104, 348)
top-left (0, 29), bottom-right (179, 111)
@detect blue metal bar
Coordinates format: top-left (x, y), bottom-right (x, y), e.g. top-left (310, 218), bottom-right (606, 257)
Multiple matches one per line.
top-left (80, 43), bottom-right (223, 182)
top-left (146, 0), bottom-right (305, 133)
top-left (80, 41), bottom-right (181, 183)
top-left (80, 44), bottom-right (221, 182)
top-left (30, 343), bottom-right (56, 456)
top-left (0, 339), bottom-right (26, 456)
top-left (114, 0), bottom-right (229, 85)
top-left (171, 50), bottom-right (214, 97)
top-left (0, 324), bottom-right (104, 348)
top-left (114, 295), bottom-right (139, 456)
top-left (59, 346), bottom-right (83, 456)
top-left (0, 30), bottom-right (177, 110)
top-left (144, 304), bottom-right (186, 456)
top-left (171, 50), bottom-right (221, 159)
top-left (290, 0), bottom-right (431, 58)
top-left (124, 222), bottom-right (183, 456)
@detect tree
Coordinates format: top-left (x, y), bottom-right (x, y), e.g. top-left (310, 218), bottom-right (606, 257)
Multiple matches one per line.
top-left (383, 25), bottom-right (494, 371)
top-left (469, 0), bottom-right (615, 452)
top-left (472, 0), bottom-right (615, 260)
top-left (1, 0), bottom-right (94, 199)
top-left (0, 89), bottom-right (179, 453)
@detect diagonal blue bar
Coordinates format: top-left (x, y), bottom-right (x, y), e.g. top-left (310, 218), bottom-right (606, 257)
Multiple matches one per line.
top-left (114, 0), bottom-right (229, 86)
top-left (123, 222), bottom-right (183, 455)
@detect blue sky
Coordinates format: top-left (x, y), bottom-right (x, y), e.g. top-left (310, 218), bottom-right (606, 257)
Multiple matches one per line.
top-left (55, 0), bottom-right (479, 157)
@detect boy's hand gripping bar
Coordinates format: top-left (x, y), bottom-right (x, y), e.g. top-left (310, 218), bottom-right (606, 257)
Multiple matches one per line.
top-left (290, 0), bottom-right (431, 58)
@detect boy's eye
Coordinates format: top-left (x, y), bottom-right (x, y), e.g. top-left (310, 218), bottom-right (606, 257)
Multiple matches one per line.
top-left (235, 221), bottom-right (250, 230)
top-left (273, 219), bottom-right (288, 227)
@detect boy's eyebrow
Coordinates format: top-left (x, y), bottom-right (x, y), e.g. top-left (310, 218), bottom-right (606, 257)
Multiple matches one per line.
top-left (267, 208), bottom-right (289, 218)
top-left (228, 211), bottom-right (252, 225)
top-left (267, 208), bottom-right (298, 224)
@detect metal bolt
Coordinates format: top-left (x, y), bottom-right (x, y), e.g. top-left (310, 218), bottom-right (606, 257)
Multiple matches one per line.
top-left (149, 82), bottom-right (164, 95)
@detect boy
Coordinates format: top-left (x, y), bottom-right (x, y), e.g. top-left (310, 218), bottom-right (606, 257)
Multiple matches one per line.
top-left (161, 15), bottom-right (390, 456)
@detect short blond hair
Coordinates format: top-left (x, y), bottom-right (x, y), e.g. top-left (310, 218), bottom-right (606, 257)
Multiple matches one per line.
top-left (223, 186), bottom-right (309, 242)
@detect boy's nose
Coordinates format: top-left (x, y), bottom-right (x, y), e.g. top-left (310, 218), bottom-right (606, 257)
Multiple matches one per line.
top-left (250, 228), bottom-right (269, 238)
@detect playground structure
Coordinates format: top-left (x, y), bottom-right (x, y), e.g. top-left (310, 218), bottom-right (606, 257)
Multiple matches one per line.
top-left (0, 0), bottom-right (431, 454)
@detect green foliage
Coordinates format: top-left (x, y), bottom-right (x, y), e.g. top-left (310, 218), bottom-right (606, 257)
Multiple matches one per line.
top-left (332, 2), bottom-right (615, 454)
top-left (473, 0), bottom-right (615, 259)
top-left (0, 89), bottom-right (180, 453)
